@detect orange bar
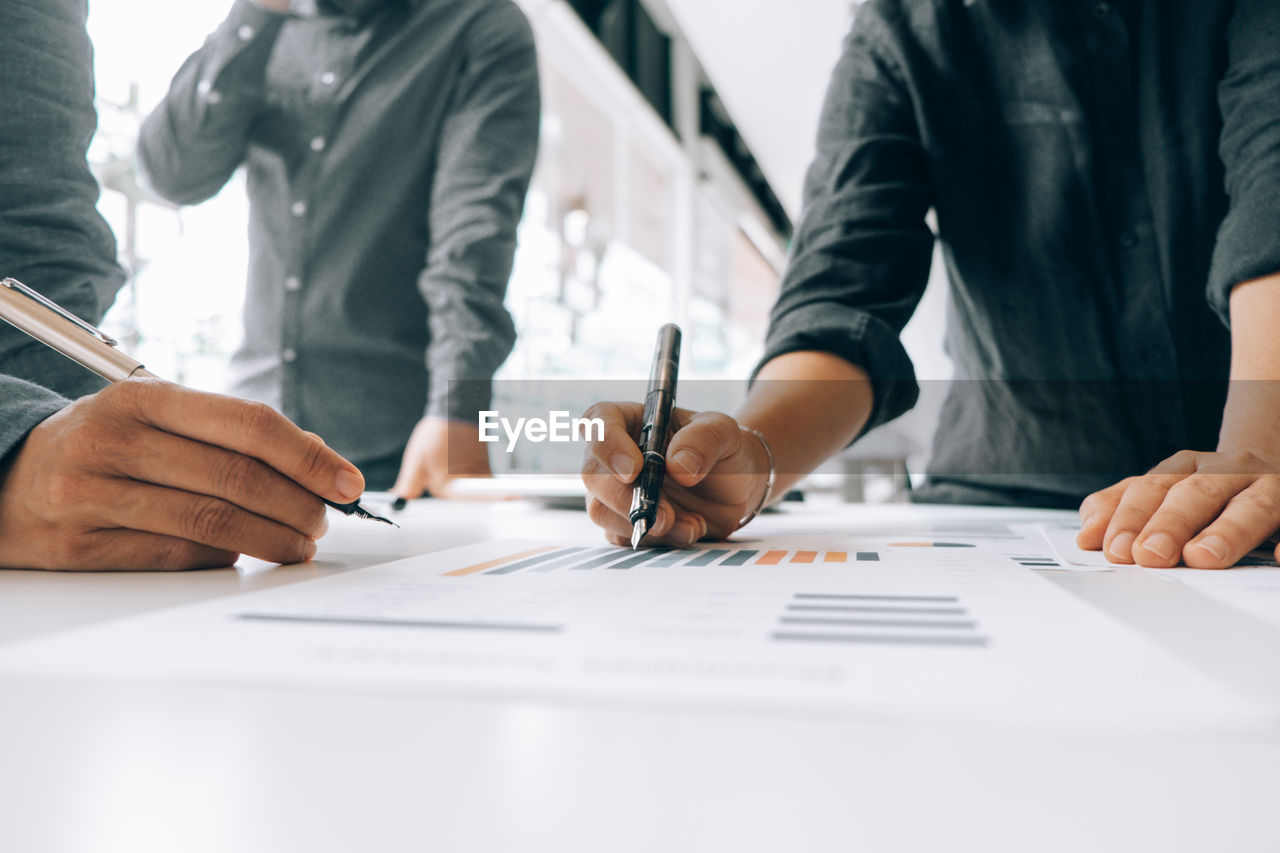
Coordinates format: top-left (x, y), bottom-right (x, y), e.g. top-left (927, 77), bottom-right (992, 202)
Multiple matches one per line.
top-left (791, 551), bottom-right (818, 564)
top-left (444, 546), bottom-right (561, 577)
top-left (823, 551), bottom-right (848, 563)
top-left (756, 550), bottom-right (788, 565)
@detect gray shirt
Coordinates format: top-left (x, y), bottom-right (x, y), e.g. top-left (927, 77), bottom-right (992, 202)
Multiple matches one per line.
top-left (761, 0), bottom-right (1280, 507)
top-left (137, 0), bottom-right (540, 467)
top-left (0, 0), bottom-right (124, 462)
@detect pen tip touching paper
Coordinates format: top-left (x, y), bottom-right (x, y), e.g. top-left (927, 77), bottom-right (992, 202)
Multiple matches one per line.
top-left (631, 520), bottom-right (646, 550)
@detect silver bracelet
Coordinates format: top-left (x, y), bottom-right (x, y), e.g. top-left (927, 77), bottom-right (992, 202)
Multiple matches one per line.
top-left (736, 426), bottom-right (776, 531)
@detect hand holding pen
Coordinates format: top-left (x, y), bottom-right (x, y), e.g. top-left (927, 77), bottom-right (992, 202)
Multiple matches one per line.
top-left (0, 278), bottom-right (386, 571)
top-left (581, 324), bottom-right (774, 549)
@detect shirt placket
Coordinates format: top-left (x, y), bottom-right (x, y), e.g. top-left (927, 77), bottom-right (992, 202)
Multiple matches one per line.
top-left (1084, 1), bottom-right (1188, 459)
top-left (279, 22), bottom-right (358, 421)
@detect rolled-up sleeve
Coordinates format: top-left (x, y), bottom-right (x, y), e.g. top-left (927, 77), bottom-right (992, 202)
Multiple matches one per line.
top-left (756, 6), bottom-right (933, 434)
top-left (419, 3), bottom-right (540, 421)
top-left (1208, 0), bottom-right (1280, 321)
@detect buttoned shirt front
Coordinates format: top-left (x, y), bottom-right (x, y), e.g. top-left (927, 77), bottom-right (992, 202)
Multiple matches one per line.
top-left (138, 0), bottom-right (540, 466)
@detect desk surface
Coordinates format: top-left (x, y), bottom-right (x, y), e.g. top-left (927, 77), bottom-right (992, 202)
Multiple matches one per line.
top-left (2, 500), bottom-right (1278, 853)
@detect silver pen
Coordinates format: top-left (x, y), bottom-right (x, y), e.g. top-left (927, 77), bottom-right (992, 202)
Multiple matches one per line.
top-left (0, 277), bottom-right (394, 526)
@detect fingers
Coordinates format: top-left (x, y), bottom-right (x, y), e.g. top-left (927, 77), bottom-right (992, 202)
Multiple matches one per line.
top-left (1128, 470), bottom-right (1261, 567)
top-left (101, 428), bottom-right (329, 540)
top-left (582, 452), bottom-right (682, 542)
top-left (582, 401), bottom-right (645, 483)
top-left (108, 380), bottom-right (365, 503)
top-left (1099, 451), bottom-right (1200, 562)
top-left (108, 480), bottom-right (319, 565)
top-left (1181, 477), bottom-right (1280, 569)
top-left (664, 412), bottom-right (746, 487)
top-left (44, 530), bottom-right (240, 573)
top-left (1077, 480), bottom-right (1130, 551)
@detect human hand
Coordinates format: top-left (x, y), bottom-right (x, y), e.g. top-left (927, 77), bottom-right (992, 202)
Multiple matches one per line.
top-left (391, 417), bottom-right (492, 500)
top-left (1076, 450), bottom-right (1280, 569)
top-left (581, 403), bottom-right (770, 548)
top-left (0, 379), bottom-right (365, 571)
top-left (249, 0), bottom-right (292, 12)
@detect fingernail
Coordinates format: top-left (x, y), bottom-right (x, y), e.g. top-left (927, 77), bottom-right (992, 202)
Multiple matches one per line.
top-left (334, 469), bottom-right (363, 501)
top-left (1142, 532), bottom-right (1176, 561)
top-left (1191, 535), bottom-right (1229, 561)
top-left (1108, 532), bottom-right (1136, 560)
top-left (611, 452), bottom-right (636, 481)
top-left (671, 449), bottom-right (703, 478)
top-left (303, 541), bottom-right (318, 562)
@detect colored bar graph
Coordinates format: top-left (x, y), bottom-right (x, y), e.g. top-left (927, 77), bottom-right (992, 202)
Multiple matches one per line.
top-left (824, 551), bottom-right (849, 563)
top-left (756, 550), bottom-right (788, 565)
top-left (609, 549), bottom-right (680, 569)
top-left (791, 551), bottom-right (818, 564)
top-left (720, 550), bottom-right (758, 566)
top-left (487, 547), bottom-right (586, 576)
top-left (444, 546), bottom-right (561, 577)
top-left (686, 549), bottom-right (730, 566)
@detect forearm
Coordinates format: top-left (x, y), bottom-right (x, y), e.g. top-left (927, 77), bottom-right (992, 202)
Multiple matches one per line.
top-left (136, 0), bottom-right (285, 204)
top-left (1218, 272), bottom-right (1280, 460)
top-left (738, 351), bottom-right (874, 497)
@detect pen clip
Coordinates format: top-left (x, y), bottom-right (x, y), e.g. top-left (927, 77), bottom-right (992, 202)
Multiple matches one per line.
top-left (1, 277), bottom-right (119, 346)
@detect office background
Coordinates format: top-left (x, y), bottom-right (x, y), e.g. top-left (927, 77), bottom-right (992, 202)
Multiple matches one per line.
top-left (87, 0), bottom-right (953, 483)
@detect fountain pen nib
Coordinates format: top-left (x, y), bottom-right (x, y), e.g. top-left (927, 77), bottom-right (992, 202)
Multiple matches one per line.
top-left (353, 503), bottom-right (399, 528)
top-left (631, 519), bottom-right (647, 550)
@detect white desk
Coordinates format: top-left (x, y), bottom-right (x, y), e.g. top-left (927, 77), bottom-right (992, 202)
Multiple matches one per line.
top-left (2, 501), bottom-right (1279, 852)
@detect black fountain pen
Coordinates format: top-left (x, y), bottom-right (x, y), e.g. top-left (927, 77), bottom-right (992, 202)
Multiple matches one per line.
top-left (629, 323), bottom-right (682, 549)
top-left (0, 277), bottom-right (395, 527)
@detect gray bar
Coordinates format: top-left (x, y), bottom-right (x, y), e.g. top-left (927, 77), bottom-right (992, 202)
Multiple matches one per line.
top-left (721, 550), bottom-right (758, 566)
top-left (685, 549), bottom-right (730, 566)
top-left (609, 548), bottom-right (679, 569)
top-left (237, 613), bottom-right (561, 633)
top-left (569, 550), bottom-right (636, 570)
top-left (787, 604), bottom-right (968, 615)
top-left (531, 547), bottom-right (610, 571)
top-left (779, 617), bottom-right (978, 630)
top-left (772, 632), bottom-right (987, 647)
top-left (856, 552), bottom-right (879, 562)
top-left (794, 593), bottom-right (960, 603)
top-left (647, 549), bottom-right (698, 567)
top-left (486, 547), bottom-right (582, 575)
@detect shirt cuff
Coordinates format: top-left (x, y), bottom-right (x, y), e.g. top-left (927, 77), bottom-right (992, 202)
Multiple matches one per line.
top-left (752, 305), bottom-right (919, 441)
top-left (1208, 190), bottom-right (1280, 325)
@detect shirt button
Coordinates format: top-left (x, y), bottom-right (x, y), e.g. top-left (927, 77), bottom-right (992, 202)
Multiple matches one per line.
top-left (282, 348), bottom-right (298, 364)
top-left (309, 137), bottom-right (327, 152)
top-left (291, 201), bottom-right (308, 217)
top-left (1119, 230), bottom-right (1139, 250)
top-left (237, 24), bottom-right (255, 41)
top-left (284, 276), bottom-right (301, 292)
top-left (319, 71), bottom-right (337, 86)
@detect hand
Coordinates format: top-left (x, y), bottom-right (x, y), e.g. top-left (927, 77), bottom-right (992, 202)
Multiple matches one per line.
top-left (391, 417), bottom-right (492, 500)
top-left (0, 379), bottom-right (365, 571)
top-left (249, 0), bottom-right (292, 12)
top-left (581, 403), bottom-right (770, 548)
top-left (1076, 450), bottom-right (1280, 569)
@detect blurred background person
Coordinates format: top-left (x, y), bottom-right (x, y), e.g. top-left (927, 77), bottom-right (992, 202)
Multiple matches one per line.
top-left (136, 0), bottom-right (540, 497)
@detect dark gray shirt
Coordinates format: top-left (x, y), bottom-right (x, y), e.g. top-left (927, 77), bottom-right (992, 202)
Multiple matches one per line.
top-left (0, 0), bottom-right (123, 462)
top-left (137, 0), bottom-right (539, 467)
top-left (762, 0), bottom-right (1280, 507)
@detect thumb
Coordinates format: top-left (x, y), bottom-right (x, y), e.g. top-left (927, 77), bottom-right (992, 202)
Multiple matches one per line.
top-left (665, 411), bottom-right (746, 488)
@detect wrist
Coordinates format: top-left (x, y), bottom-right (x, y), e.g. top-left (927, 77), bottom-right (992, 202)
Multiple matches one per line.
top-left (736, 427), bottom-right (775, 531)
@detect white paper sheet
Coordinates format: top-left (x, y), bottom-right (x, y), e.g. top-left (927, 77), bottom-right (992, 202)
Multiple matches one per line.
top-left (1037, 522), bottom-right (1116, 570)
top-left (1153, 566), bottom-right (1280, 633)
top-left (0, 538), bottom-right (1269, 735)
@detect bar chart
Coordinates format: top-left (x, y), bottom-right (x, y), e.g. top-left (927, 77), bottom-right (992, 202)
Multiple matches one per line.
top-left (444, 546), bottom-right (886, 577)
